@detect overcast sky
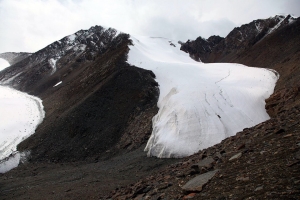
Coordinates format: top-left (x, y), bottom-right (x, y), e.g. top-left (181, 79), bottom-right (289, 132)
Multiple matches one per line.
top-left (0, 0), bottom-right (299, 54)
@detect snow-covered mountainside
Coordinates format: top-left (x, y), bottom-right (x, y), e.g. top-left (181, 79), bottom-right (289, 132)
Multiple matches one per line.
top-left (181, 14), bottom-right (298, 62)
top-left (128, 36), bottom-right (278, 158)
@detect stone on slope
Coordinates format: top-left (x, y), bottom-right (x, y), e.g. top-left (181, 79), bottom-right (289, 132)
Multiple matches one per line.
top-left (182, 170), bottom-right (219, 192)
top-left (197, 157), bottom-right (214, 168)
top-left (229, 152), bottom-right (242, 161)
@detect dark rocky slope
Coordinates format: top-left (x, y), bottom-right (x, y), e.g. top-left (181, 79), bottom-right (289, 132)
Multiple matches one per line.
top-left (110, 98), bottom-right (300, 200)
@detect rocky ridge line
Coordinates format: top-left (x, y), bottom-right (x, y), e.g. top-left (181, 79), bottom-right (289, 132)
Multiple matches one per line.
top-left (180, 15), bottom-right (297, 63)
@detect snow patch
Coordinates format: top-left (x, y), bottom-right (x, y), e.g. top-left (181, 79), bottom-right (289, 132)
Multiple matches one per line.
top-left (255, 22), bottom-right (263, 33)
top-left (86, 33), bottom-right (94, 38)
top-left (49, 57), bottom-right (60, 74)
top-left (267, 16), bottom-right (285, 35)
top-left (127, 35), bottom-right (278, 158)
top-left (288, 16), bottom-right (297, 24)
top-left (53, 81), bottom-right (62, 87)
top-left (68, 34), bottom-right (76, 42)
top-left (73, 44), bottom-right (86, 52)
top-left (0, 72), bottom-right (22, 85)
top-left (0, 151), bottom-right (30, 173)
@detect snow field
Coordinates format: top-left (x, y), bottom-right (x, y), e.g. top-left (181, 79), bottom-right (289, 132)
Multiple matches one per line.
top-left (128, 36), bottom-right (278, 158)
top-left (0, 86), bottom-right (45, 172)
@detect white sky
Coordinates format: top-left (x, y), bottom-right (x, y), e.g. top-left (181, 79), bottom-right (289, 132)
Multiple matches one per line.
top-left (0, 0), bottom-right (299, 53)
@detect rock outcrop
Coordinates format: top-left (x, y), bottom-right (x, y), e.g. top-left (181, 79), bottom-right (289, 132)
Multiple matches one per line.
top-left (180, 35), bottom-right (223, 61)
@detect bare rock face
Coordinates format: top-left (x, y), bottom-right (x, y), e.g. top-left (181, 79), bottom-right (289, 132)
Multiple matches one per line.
top-left (266, 86), bottom-right (300, 118)
top-left (180, 35), bottom-right (223, 61)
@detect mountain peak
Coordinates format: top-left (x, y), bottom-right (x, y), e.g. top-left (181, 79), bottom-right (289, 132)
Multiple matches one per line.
top-left (0, 25), bottom-right (128, 93)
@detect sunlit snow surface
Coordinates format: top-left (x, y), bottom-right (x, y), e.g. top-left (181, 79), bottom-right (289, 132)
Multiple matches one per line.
top-left (0, 86), bottom-right (45, 172)
top-left (128, 36), bottom-right (278, 158)
top-left (0, 58), bottom-right (10, 71)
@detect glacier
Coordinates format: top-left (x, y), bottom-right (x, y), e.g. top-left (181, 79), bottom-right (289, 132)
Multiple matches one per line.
top-left (0, 86), bottom-right (45, 173)
top-left (127, 36), bottom-right (278, 158)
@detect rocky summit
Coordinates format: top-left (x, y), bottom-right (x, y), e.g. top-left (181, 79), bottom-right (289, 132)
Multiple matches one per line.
top-left (0, 15), bottom-right (300, 200)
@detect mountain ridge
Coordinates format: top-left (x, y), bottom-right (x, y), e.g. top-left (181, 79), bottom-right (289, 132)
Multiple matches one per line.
top-left (181, 14), bottom-right (298, 63)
